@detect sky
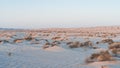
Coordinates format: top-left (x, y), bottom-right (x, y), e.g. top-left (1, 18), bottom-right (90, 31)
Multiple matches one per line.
top-left (0, 0), bottom-right (120, 29)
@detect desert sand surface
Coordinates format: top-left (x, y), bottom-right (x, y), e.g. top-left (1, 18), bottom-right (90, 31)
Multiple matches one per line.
top-left (0, 26), bottom-right (120, 68)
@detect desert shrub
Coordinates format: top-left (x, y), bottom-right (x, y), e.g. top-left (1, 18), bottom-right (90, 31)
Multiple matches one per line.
top-left (0, 40), bottom-right (2, 43)
top-left (42, 44), bottom-right (49, 49)
top-left (90, 53), bottom-right (100, 59)
top-left (109, 42), bottom-right (120, 49)
top-left (2, 40), bottom-right (9, 43)
top-left (85, 53), bottom-right (100, 63)
top-left (50, 41), bottom-right (60, 47)
top-left (69, 44), bottom-right (78, 48)
top-left (67, 42), bottom-right (73, 45)
top-left (109, 42), bottom-right (120, 56)
top-left (24, 36), bottom-right (33, 41)
top-left (73, 41), bottom-right (80, 46)
top-left (45, 42), bottom-right (51, 45)
top-left (53, 41), bottom-right (61, 44)
top-left (51, 42), bottom-right (58, 47)
top-left (92, 46), bottom-right (99, 49)
top-left (85, 50), bottom-right (112, 63)
top-left (83, 41), bottom-right (93, 47)
top-left (97, 51), bottom-right (112, 61)
top-left (96, 41), bottom-right (99, 44)
top-left (101, 39), bottom-right (114, 44)
top-left (68, 41), bottom-right (94, 48)
top-left (69, 41), bottom-right (83, 48)
top-left (51, 43), bottom-right (56, 47)
top-left (45, 39), bottom-right (49, 43)
top-left (52, 37), bottom-right (61, 40)
top-left (24, 34), bottom-right (33, 41)
top-left (42, 42), bottom-right (58, 49)
top-left (13, 39), bottom-right (23, 43)
top-left (8, 52), bottom-right (12, 57)
top-left (42, 42), bottom-right (51, 49)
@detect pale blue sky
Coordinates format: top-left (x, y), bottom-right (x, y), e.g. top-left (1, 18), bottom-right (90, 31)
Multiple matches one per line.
top-left (0, 0), bottom-right (120, 28)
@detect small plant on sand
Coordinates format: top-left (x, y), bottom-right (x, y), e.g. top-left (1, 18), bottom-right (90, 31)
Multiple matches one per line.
top-left (0, 40), bottom-right (2, 44)
top-left (24, 34), bottom-right (33, 41)
top-left (52, 36), bottom-right (61, 40)
top-left (101, 39), bottom-right (114, 44)
top-left (1, 40), bottom-right (9, 43)
top-left (42, 42), bottom-right (58, 49)
top-left (13, 39), bottom-right (23, 43)
top-left (51, 41), bottom-right (60, 47)
top-left (109, 42), bottom-right (120, 56)
top-left (69, 41), bottom-right (83, 48)
top-left (83, 41), bottom-right (93, 48)
top-left (85, 50), bottom-right (112, 63)
top-left (68, 41), bottom-right (95, 48)
top-left (96, 41), bottom-right (99, 44)
top-left (8, 52), bottom-right (12, 57)
top-left (42, 43), bottom-right (50, 49)
top-left (67, 42), bottom-right (73, 45)
top-left (53, 41), bottom-right (61, 44)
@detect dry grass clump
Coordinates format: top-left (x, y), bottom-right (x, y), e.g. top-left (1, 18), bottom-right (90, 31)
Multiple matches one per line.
top-left (85, 50), bottom-right (112, 63)
top-left (96, 41), bottom-right (99, 44)
top-left (13, 39), bottom-right (23, 43)
top-left (53, 41), bottom-right (60, 44)
top-left (92, 46), bottom-right (99, 49)
top-left (42, 41), bottom-right (59, 49)
top-left (42, 42), bottom-right (51, 49)
top-left (52, 36), bottom-right (61, 40)
top-left (52, 41), bottom-right (61, 45)
top-left (51, 42), bottom-right (59, 47)
top-left (67, 42), bottom-right (73, 45)
top-left (7, 52), bottom-right (12, 57)
top-left (13, 34), bottom-right (37, 44)
top-left (45, 42), bottom-right (51, 45)
top-left (69, 41), bottom-right (83, 48)
top-left (1, 40), bottom-right (9, 43)
top-left (109, 42), bottom-right (120, 49)
top-left (30, 38), bottom-right (41, 44)
top-left (0, 40), bottom-right (2, 44)
top-left (97, 51), bottom-right (112, 61)
top-left (24, 36), bottom-right (33, 41)
top-left (68, 41), bottom-right (94, 48)
top-left (24, 34), bottom-right (33, 41)
top-left (101, 39), bottom-right (114, 44)
top-left (83, 41), bottom-right (93, 47)
top-left (109, 42), bottom-right (120, 56)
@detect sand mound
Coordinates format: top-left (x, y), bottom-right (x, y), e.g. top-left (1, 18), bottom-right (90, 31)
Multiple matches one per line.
top-left (88, 61), bottom-right (119, 68)
top-left (44, 46), bottom-right (65, 52)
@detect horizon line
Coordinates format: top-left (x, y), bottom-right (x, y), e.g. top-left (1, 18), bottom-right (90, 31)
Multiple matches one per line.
top-left (1, 25), bottom-right (120, 30)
